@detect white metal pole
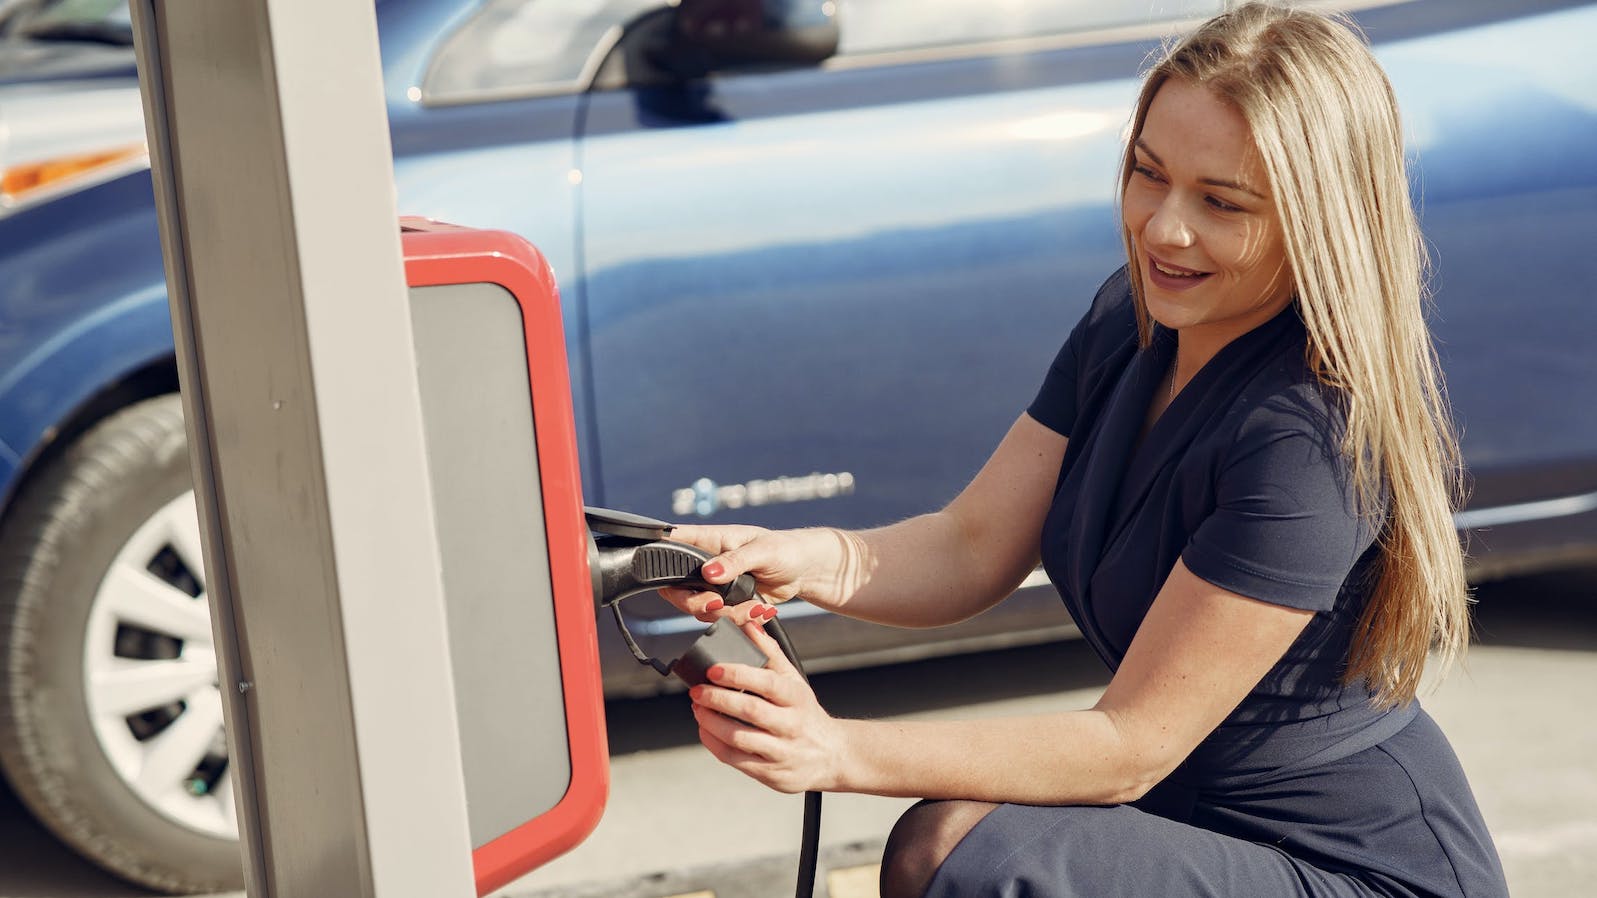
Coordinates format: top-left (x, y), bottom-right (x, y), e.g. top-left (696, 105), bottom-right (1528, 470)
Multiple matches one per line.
top-left (129, 2), bottom-right (476, 895)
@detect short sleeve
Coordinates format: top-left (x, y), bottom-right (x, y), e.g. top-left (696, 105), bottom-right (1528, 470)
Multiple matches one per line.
top-left (1181, 402), bottom-right (1376, 612)
top-left (1026, 322), bottom-right (1083, 436)
top-left (1026, 267), bottom-right (1133, 437)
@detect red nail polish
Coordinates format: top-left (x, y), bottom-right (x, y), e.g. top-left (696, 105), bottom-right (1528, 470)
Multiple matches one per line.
top-left (705, 598), bottom-right (724, 612)
top-left (703, 561), bottom-right (725, 579)
top-left (688, 685), bottom-right (703, 701)
top-left (707, 664), bottom-right (725, 681)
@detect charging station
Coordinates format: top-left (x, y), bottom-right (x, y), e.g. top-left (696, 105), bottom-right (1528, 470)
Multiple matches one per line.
top-left (403, 219), bottom-right (609, 895)
top-left (134, 2), bottom-right (819, 894)
top-left (130, 2), bottom-right (611, 894)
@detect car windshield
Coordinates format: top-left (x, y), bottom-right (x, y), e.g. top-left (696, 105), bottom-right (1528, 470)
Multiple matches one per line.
top-left (2, 0), bottom-right (133, 47)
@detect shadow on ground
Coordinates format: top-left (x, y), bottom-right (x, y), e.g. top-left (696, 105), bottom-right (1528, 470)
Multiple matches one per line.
top-left (0, 777), bottom-right (159, 897)
top-left (1469, 566), bottom-right (1597, 652)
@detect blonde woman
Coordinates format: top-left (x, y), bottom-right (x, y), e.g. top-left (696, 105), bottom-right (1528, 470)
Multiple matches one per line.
top-left (662, 4), bottom-right (1508, 894)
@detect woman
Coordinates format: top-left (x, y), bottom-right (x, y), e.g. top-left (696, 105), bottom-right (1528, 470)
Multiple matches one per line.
top-left (661, 4), bottom-right (1509, 895)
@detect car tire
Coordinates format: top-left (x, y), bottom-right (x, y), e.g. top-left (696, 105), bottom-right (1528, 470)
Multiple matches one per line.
top-left (0, 394), bottom-right (241, 894)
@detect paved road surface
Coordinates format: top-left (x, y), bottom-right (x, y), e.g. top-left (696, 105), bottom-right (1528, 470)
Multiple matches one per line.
top-left (1, 567), bottom-right (1593, 897)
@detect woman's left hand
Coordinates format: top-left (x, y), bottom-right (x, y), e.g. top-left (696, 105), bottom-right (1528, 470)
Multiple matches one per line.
top-left (689, 622), bottom-right (846, 794)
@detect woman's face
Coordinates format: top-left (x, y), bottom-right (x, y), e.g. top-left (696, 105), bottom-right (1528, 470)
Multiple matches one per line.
top-left (1122, 78), bottom-right (1295, 345)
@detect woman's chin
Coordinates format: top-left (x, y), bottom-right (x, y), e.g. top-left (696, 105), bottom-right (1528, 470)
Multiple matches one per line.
top-left (1142, 294), bottom-right (1199, 332)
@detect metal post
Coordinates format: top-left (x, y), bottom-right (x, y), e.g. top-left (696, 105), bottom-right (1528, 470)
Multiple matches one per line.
top-left (129, 2), bottom-right (476, 895)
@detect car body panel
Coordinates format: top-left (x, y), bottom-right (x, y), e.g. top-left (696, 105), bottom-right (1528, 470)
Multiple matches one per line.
top-left (388, 96), bottom-right (592, 489)
top-left (0, 80), bottom-right (144, 168)
top-left (579, 56), bottom-right (1134, 533)
top-left (0, 166), bottom-right (169, 489)
top-left (1376, 4), bottom-right (1597, 486)
top-left (0, 0), bottom-right (1590, 699)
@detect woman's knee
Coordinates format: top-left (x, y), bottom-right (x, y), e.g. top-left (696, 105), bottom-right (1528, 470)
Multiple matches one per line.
top-left (879, 800), bottom-right (998, 898)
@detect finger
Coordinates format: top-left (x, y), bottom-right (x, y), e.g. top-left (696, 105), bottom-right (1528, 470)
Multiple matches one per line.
top-left (666, 524), bottom-right (733, 554)
top-left (697, 724), bottom-right (775, 781)
top-left (742, 621), bottom-right (800, 678)
top-left (705, 660), bottom-right (786, 706)
top-left (738, 625), bottom-right (816, 709)
top-left (656, 587), bottom-right (733, 622)
top-left (669, 524), bottom-right (765, 559)
top-left (728, 603), bottom-right (764, 627)
top-left (691, 704), bottom-right (781, 760)
top-left (690, 682), bottom-right (784, 734)
top-left (700, 540), bottom-right (778, 585)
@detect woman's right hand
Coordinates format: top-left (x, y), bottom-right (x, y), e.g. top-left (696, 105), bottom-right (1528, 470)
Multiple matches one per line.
top-left (659, 524), bottom-right (846, 622)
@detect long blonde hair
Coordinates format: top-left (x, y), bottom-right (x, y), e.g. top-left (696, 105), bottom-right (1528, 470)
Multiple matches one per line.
top-left (1121, 2), bottom-right (1469, 706)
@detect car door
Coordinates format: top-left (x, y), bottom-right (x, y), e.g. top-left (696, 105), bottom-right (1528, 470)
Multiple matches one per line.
top-left (577, 0), bottom-right (1221, 531)
top-left (1359, 0), bottom-right (1597, 565)
top-left (385, 0), bottom-right (673, 496)
top-left (573, 1), bottom-right (1221, 678)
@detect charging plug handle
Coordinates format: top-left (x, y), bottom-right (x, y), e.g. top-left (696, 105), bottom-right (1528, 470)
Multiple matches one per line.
top-left (592, 532), bottom-right (756, 607)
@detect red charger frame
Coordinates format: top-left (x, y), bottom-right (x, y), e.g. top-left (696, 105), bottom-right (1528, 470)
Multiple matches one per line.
top-left (400, 217), bottom-right (608, 895)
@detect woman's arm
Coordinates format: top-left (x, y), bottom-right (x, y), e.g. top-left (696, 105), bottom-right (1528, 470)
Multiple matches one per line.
top-left (671, 413), bottom-right (1068, 629)
top-left (691, 559), bottom-right (1312, 803)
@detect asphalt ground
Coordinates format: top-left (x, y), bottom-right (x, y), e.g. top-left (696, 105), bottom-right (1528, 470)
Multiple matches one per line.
top-left (1, 566), bottom-right (1594, 898)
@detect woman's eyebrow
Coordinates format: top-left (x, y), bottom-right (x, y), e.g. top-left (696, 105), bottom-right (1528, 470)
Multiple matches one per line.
top-left (1133, 137), bottom-right (1269, 200)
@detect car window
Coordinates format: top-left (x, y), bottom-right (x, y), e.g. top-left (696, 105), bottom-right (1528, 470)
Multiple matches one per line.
top-left (4, 0), bottom-right (132, 43)
top-left (837, 0), bottom-right (1223, 56)
top-left (423, 0), bottom-right (660, 104)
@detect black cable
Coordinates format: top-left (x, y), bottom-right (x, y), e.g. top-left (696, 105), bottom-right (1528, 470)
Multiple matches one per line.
top-left (611, 587), bottom-right (819, 896)
top-left (765, 617), bottom-right (820, 898)
top-left (612, 603), bottom-right (672, 677)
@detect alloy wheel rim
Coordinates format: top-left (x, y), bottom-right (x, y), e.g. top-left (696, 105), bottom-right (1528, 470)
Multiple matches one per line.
top-left (82, 490), bottom-right (235, 839)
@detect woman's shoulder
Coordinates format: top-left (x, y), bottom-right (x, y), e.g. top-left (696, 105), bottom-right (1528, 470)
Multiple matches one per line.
top-left (1070, 265), bottom-right (1140, 367)
top-left (1081, 265), bottom-right (1137, 335)
top-left (1215, 340), bottom-right (1348, 468)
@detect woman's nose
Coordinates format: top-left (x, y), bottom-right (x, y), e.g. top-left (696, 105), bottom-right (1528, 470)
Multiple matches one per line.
top-left (1144, 197), bottom-right (1195, 249)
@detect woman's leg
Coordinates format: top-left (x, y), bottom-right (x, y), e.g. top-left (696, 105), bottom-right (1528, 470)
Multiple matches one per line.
top-left (879, 800), bottom-right (999, 898)
top-left (901, 802), bottom-right (1385, 898)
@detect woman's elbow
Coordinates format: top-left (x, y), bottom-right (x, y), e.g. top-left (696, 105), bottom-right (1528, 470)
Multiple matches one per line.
top-left (1054, 753), bottom-right (1171, 805)
top-left (1102, 769), bottom-right (1165, 805)
top-left (1095, 714), bottom-right (1185, 804)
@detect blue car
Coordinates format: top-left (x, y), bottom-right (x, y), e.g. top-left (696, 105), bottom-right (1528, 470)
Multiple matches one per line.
top-left (0, 0), bottom-right (1592, 891)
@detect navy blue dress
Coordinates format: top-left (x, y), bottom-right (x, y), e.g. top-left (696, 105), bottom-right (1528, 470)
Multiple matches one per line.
top-left (927, 269), bottom-right (1508, 898)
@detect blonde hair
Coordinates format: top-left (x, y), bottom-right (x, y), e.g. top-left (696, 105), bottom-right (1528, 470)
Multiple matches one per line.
top-left (1120, 2), bottom-right (1469, 706)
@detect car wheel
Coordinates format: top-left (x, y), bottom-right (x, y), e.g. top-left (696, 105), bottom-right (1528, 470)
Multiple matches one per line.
top-left (0, 394), bottom-right (240, 893)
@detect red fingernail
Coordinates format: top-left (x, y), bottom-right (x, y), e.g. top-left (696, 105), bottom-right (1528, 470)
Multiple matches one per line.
top-left (705, 598), bottom-right (724, 612)
top-left (688, 685), bottom-right (703, 701)
top-left (703, 561), bottom-right (725, 579)
top-left (707, 665), bottom-right (725, 681)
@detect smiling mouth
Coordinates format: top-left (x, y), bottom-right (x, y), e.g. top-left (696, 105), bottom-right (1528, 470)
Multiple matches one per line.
top-left (1149, 256), bottom-right (1210, 278)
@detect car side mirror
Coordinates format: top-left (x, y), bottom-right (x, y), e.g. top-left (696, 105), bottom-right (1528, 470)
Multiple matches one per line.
top-left (657, 0), bottom-right (839, 78)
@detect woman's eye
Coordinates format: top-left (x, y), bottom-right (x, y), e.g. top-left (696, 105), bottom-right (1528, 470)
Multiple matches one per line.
top-left (1206, 195), bottom-right (1242, 212)
top-left (1133, 164), bottom-right (1164, 182)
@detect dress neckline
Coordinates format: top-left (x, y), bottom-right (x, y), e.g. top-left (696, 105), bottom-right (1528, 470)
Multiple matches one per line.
top-left (1056, 301), bottom-right (1308, 663)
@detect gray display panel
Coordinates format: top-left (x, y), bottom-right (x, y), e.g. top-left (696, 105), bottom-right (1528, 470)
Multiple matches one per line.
top-left (410, 282), bottom-right (573, 847)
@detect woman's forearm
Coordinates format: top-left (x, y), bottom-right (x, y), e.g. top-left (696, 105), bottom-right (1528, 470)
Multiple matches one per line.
top-left (698, 416), bottom-right (1062, 629)
top-left (829, 710), bottom-right (1162, 806)
top-left (794, 510), bottom-right (1033, 628)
